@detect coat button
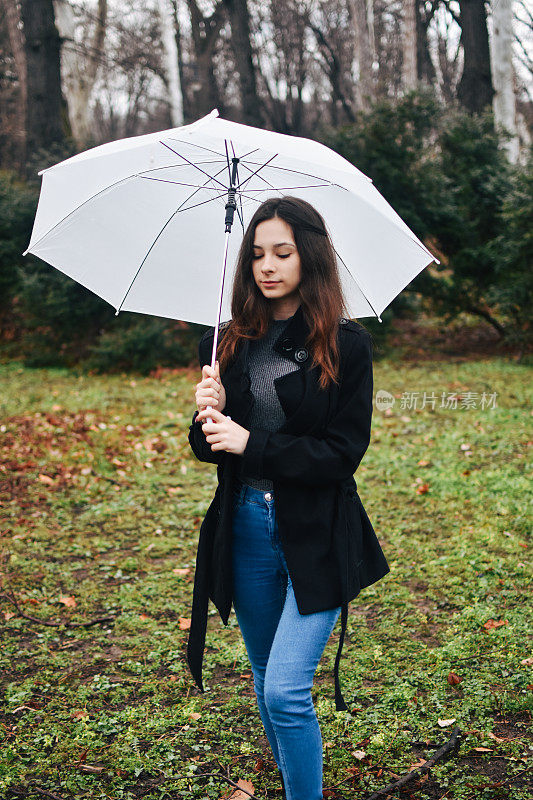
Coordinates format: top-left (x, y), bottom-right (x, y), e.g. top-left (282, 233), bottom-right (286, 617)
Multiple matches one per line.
top-left (339, 317), bottom-right (348, 325)
top-left (280, 337), bottom-right (293, 352)
top-left (295, 348), bottom-right (308, 362)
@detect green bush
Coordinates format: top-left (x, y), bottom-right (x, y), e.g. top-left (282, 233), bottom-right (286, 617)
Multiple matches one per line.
top-left (0, 170), bottom-right (38, 316)
top-left (84, 315), bottom-right (203, 374)
top-left (321, 90), bottom-right (532, 346)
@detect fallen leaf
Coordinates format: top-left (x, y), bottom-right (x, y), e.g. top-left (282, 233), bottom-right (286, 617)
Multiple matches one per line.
top-left (417, 459), bottom-right (431, 467)
top-left (139, 613), bottom-right (150, 621)
top-left (408, 758), bottom-right (427, 771)
top-left (437, 718), bottom-right (456, 727)
top-left (59, 595), bottom-right (77, 608)
top-left (520, 657), bottom-right (533, 666)
top-left (482, 618), bottom-right (508, 631)
top-left (416, 483), bottom-right (430, 495)
top-left (3, 611), bottom-right (15, 620)
top-left (38, 474), bottom-right (54, 485)
top-left (220, 778), bottom-right (255, 800)
top-left (447, 671), bottom-right (463, 686)
top-left (189, 712), bottom-right (201, 721)
top-left (352, 749), bottom-right (366, 760)
top-left (179, 617), bottom-right (191, 630)
top-left (472, 747), bottom-right (492, 752)
top-left (173, 567), bottom-right (190, 576)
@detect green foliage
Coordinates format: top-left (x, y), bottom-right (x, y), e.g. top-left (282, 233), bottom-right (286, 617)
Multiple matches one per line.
top-left (0, 170), bottom-right (38, 314)
top-left (85, 315), bottom-right (203, 374)
top-left (1, 95), bottom-right (531, 372)
top-left (322, 91), bottom-right (532, 345)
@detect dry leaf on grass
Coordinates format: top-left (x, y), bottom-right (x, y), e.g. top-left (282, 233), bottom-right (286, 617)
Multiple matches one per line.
top-left (219, 778), bottom-right (255, 800)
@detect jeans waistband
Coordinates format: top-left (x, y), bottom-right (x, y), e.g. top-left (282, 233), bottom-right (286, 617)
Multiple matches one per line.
top-left (233, 479), bottom-right (275, 506)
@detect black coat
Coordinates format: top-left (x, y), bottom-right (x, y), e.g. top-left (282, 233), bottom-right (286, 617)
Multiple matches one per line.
top-left (186, 303), bottom-right (390, 711)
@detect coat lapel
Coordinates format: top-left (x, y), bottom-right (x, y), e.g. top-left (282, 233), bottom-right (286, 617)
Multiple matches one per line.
top-left (223, 304), bottom-right (332, 436)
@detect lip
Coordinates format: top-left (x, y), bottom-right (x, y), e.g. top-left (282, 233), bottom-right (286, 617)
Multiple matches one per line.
top-left (262, 281), bottom-right (280, 286)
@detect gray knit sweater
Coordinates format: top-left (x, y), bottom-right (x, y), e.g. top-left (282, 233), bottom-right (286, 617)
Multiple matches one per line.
top-left (237, 315), bottom-right (299, 491)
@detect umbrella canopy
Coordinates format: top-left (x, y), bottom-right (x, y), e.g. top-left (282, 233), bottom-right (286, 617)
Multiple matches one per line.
top-left (24, 108), bottom-right (438, 327)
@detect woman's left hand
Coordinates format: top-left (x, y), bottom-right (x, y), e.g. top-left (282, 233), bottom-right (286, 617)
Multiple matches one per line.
top-left (196, 407), bottom-right (250, 455)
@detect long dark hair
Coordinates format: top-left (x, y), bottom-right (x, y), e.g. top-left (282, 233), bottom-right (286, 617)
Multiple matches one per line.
top-left (217, 196), bottom-right (349, 390)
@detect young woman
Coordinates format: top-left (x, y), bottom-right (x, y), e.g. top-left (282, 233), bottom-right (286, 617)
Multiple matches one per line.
top-left (187, 197), bottom-right (389, 800)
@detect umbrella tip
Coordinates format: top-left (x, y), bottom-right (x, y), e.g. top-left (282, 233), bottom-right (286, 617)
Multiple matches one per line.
top-left (22, 249), bottom-right (29, 257)
top-left (115, 309), bottom-right (120, 316)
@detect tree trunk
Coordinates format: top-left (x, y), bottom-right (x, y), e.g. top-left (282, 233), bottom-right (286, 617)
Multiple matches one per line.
top-left (490, 0), bottom-right (518, 162)
top-left (1, 0), bottom-right (27, 167)
top-left (20, 0), bottom-right (66, 158)
top-left (416, 0), bottom-right (436, 86)
top-left (186, 0), bottom-right (225, 119)
top-left (457, 0), bottom-right (494, 113)
top-left (402, 0), bottom-right (417, 91)
top-left (53, 0), bottom-right (107, 147)
top-left (348, 0), bottom-right (375, 111)
top-left (157, 0), bottom-right (183, 127)
top-left (223, 0), bottom-right (262, 125)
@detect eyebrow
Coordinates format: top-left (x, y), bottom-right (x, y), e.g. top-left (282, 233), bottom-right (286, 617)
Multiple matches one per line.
top-left (253, 242), bottom-right (295, 248)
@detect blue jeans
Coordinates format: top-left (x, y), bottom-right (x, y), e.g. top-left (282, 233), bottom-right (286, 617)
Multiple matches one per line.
top-left (231, 482), bottom-right (341, 800)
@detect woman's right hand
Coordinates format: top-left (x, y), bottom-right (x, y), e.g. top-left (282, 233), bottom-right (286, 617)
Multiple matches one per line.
top-left (195, 361), bottom-right (226, 414)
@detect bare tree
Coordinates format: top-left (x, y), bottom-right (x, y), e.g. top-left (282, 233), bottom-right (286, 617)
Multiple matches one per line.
top-left (307, 0), bottom-right (356, 124)
top-left (20, 0), bottom-right (66, 161)
top-left (252, 0), bottom-right (311, 134)
top-left (456, 0), bottom-right (494, 112)
top-left (223, 0), bottom-right (262, 124)
top-left (184, 0), bottom-right (226, 118)
top-left (0, 0), bottom-right (27, 167)
top-left (416, 0), bottom-right (438, 86)
top-left (402, 0), bottom-right (417, 90)
top-left (490, 0), bottom-right (519, 161)
top-left (348, 0), bottom-right (376, 109)
top-left (53, 0), bottom-right (107, 147)
top-left (157, 0), bottom-right (183, 126)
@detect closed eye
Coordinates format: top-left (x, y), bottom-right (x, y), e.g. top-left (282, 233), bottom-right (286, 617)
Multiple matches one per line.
top-left (252, 252), bottom-right (291, 260)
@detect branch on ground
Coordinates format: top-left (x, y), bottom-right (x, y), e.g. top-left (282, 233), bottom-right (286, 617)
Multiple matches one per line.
top-left (0, 590), bottom-right (121, 629)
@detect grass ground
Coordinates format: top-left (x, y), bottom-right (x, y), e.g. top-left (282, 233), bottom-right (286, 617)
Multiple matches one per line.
top-left (0, 321), bottom-right (531, 800)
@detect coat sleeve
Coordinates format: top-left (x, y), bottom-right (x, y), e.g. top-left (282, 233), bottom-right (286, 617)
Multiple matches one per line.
top-left (187, 329), bottom-right (226, 466)
top-left (240, 330), bottom-right (373, 486)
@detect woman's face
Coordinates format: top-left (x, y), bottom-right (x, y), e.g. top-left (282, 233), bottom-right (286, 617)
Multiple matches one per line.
top-left (251, 217), bottom-right (302, 317)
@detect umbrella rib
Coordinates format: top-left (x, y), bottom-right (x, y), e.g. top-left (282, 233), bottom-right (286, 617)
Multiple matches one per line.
top-left (164, 136), bottom-right (227, 160)
top-left (159, 141), bottom-right (229, 191)
top-left (234, 156), bottom-right (245, 234)
top-left (116, 191), bottom-right (228, 314)
top-left (236, 154), bottom-right (279, 192)
top-left (139, 177), bottom-right (228, 191)
top-left (239, 159), bottom-right (347, 189)
top-left (25, 159), bottom-right (231, 256)
top-left (237, 184), bottom-right (334, 192)
top-left (335, 248), bottom-right (382, 322)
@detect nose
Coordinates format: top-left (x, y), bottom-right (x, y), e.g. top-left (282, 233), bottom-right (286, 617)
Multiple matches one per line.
top-left (261, 253), bottom-right (276, 273)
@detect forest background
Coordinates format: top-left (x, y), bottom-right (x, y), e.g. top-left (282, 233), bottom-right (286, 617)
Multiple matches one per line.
top-left (0, 0), bottom-right (532, 367)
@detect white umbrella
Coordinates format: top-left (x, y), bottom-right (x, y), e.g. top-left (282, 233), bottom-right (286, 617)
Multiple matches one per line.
top-left (24, 108), bottom-right (439, 368)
